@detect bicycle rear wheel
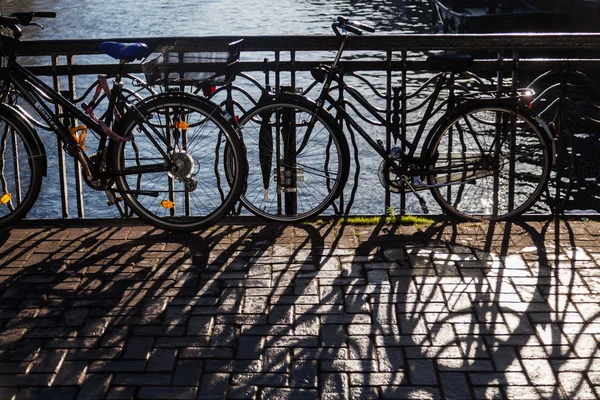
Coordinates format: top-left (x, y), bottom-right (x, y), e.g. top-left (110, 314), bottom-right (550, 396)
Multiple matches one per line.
top-left (0, 105), bottom-right (44, 229)
top-left (110, 93), bottom-right (245, 232)
top-left (234, 97), bottom-right (350, 222)
top-left (426, 104), bottom-right (552, 220)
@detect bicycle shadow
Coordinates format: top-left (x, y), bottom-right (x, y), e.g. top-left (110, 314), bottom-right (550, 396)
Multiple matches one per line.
top-left (0, 218), bottom-right (596, 399)
top-left (0, 222), bottom-right (291, 398)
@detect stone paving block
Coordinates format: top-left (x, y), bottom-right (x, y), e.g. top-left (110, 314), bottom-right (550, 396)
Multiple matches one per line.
top-left (259, 388), bottom-right (319, 399)
top-left (122, 337), bottom-right (154, 360)
top-left (30, 349), bottom-right (68, 374)
top-left (172, 360), bottom-right (203, 386)
top-left (228, 385), bottom-right (257, 399)
top-left (137, 386), bottom-right (197, 399)
top-left (198, 373), bottom-right (230, 398)
top-left (380, 386), bottom-right (441, 399)
top-left (16, 387), bottom-right (78, 400)
top-left (147, 348), bottom-right (177, 372)
top-left (53, 361), bottom-right (88, 386)
top-left (236, 335), bottom-right (265, 360)
top-left (440, 372), bottom-right (471, 399)
top-left (77, 374), bottom-right (112, 400)
top-left (290, 361), bottom-right (318, 388)
top-left (112, 373), bottom-right (172, 386)
top-left (106, 386), bottom-right (138, 399)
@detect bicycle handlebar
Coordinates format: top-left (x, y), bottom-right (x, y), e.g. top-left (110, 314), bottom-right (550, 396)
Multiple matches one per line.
top-left (0, 11), bottom-right (56, 40)
top-left (333, 16), bottom-right (376, 36)
top-left (9, 11), bottom-right (56, 25)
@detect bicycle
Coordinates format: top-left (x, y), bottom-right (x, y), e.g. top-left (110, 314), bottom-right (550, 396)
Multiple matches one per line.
top-left (232, 16), bottom-right (555, 222)
top-left (0, 12), bottom-right (246, 232)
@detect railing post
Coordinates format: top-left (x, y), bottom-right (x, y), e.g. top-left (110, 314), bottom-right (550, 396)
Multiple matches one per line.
top-left (67, 54), bottom-right (85, 218)
top-left (385, 49), bottom-right (393, 213)
top-left (51, 55), bottom-right (70, 219)
top-left (400, 50), bottom-right (408, 216)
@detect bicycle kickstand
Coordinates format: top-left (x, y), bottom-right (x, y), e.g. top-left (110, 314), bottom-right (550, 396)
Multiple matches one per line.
top-left (401, 176), bottom-right (429, 214)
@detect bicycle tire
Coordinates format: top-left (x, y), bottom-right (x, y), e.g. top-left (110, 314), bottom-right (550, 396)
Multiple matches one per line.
top-left (0, 104), bottom-right (45, 228)
top-left (109, 93), bottom-right (245, 232)
top-left (233, 95), bottom-right (350, 222)
top-left (425, 103), bottom-right (552, 221)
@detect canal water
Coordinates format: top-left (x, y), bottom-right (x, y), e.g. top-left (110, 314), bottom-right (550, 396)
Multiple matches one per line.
top-left (1, 0), bottom-right (433, 38)
top-left (2, 0), bottom-right (441, 220)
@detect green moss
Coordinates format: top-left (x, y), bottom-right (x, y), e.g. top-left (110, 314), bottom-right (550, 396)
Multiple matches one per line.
top-left (306, 215), bottom-right (433, 226)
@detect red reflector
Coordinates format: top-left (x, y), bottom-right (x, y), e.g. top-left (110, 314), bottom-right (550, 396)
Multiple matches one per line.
top-left (202, 85), bottom-right (217, 97)
top-left (234, 115), bottom-right (240, 124)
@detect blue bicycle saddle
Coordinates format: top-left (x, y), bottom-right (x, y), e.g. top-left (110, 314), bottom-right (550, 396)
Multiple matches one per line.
top-left (99, 42), bottom-right (151, 62)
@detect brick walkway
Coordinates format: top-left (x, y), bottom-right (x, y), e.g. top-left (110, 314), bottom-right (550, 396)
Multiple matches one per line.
top-left (0, 219), bottom-right (599, 399)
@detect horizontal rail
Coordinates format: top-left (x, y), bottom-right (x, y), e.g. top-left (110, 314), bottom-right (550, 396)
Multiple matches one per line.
top-left (2, 33), bottom-right (600, 221)
top-left (14, 33), bottom-right (600, 54)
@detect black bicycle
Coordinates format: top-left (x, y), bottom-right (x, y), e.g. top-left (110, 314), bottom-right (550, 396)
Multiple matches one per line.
top-left (0, 12), bottom-right (246, 232)
top-left (233, 16), bottom-right (555, 222)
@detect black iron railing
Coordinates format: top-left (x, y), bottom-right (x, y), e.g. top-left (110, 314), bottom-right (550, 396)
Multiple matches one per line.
top-left (4, 34), bottom-right (600, 220)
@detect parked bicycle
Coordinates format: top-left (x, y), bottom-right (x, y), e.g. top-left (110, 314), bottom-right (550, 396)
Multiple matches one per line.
top-left (232, 16), bottom-right (555, 222)
top-left (0, 12), bottom-right (246, 232)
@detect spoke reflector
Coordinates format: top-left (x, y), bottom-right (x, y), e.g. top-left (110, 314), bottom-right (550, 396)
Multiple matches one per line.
top-left (0, 193), bottom-right (11, 204)
top-left (174, 121), bottom-right (189, 130)
top-left (160, 200), bottom-right (175, 209)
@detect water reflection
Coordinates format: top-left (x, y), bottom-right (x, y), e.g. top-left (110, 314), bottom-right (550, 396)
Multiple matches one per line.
top-left (1, 0), bottom-right (433, 39)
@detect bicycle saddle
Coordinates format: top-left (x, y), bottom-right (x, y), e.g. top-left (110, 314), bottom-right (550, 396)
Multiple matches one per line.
top-left (99, 42), bottom-right (151, 62)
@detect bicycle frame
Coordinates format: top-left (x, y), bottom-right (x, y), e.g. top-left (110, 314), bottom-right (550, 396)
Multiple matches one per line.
top-left (308, 41), bottom-right (458, 180)
top-left (317, 69), bottom-right (453, 176)
top-left (2, 58), bottom-right (172, 181)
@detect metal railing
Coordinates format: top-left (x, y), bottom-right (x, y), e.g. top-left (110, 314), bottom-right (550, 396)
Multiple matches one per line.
top-left (5, 33), bottom-right (600, 220)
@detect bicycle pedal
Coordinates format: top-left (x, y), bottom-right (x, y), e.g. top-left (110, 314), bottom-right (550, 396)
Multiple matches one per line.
top-left (106, 194), bottom-right (123, 206)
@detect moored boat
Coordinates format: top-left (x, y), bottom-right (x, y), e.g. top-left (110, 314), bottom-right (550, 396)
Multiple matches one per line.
top-left (431, 0), bottom-right (576, 33)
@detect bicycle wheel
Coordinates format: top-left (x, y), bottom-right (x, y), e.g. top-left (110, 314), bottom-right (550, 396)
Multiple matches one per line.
top-left (0, 105), bottom-right (44, 228)
top-left (234, 97), bottom-right (350, 222)
top-left (109, 93), bottom-right (245, 232)
top-left (426, 104), bottom-right (552, 220)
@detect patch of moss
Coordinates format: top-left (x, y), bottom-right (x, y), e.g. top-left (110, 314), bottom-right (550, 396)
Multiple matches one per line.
top-left (307, 215), bottom-right (433, 226)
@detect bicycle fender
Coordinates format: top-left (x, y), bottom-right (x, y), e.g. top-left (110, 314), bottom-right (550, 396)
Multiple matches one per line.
top-left (0, 103), bottom-right (47, 176)
top-left (257, 91), bottom-right (321, 109)
top-left (515, 105), bottom-right (556, 166)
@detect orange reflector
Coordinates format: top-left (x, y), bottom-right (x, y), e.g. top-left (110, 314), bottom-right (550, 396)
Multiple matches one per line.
top-left (160, 200), bottom-right (175, 209)
top-left (174, 121), bottom-right (189, 130)
top-left (0, 193), bottom-right (11, 204)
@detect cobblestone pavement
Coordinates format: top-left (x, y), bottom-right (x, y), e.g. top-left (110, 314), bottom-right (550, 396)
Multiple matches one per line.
top-left (1, 220), bottom-right (600, 399)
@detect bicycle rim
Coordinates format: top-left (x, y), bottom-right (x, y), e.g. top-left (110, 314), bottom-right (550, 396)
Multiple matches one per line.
top-left (428, 105), bottom-right (551, 220)
top-left (0, 108), bottom-right (43, 228)
top-left (112, 95), bottom-right (244, 232)
top-left (236, 101), bottom-right (348, 222)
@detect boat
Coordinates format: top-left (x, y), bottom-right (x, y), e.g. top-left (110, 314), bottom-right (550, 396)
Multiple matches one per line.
top-left (431, 0), bottom-right (575, 33)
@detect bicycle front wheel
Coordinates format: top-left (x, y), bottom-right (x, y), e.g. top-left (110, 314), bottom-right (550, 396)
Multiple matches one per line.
top-left (110, 94), bottom-right (245, 232)
top-left (0, 105), bottom-right (44, 229)
top-left (426, 104), bottom-right (552, 221)
top-left (235, 98), bottom-right (350, 222)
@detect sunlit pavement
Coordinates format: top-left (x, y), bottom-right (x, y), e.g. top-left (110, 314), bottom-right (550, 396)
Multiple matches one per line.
top-left (0, 219), bottom-right (599, 399)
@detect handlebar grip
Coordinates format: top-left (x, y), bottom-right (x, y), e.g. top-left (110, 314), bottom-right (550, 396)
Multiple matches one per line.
top-left (344, 24), bottom-right (363, 35)
top-left (34, 12), bottom-right (57, 18)
top-left (335, 16), bottom-right (375, 34)
top-left (353, 21), bottom-right (375, 33)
